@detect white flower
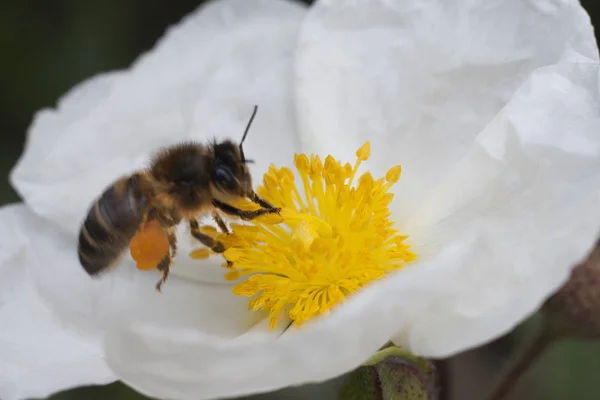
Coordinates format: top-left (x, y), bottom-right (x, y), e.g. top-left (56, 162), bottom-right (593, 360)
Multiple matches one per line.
top-left (2, 0), bottom-right (600, 399)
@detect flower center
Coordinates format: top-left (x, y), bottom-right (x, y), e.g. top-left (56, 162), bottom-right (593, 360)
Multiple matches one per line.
top-left (193, 142), bottom-right (416, 329)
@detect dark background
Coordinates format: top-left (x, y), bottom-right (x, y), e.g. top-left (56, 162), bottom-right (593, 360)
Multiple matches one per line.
top-left (1, 1), bottom-right (598, 399)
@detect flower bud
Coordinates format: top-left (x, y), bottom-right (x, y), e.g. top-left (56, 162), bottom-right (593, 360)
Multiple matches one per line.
top-left (339, 346), bottom-right (438, 399)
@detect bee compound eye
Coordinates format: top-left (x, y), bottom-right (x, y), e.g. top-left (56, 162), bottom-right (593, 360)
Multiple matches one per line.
top-left (214, 166), bottom-right (236, 191)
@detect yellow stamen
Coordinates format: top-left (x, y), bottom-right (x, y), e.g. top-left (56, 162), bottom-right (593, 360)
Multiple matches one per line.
top-left (210, 141), bottom-right (416, 329)
top-left (356, 142), bottom-right (371, 161)
top-left (189, 248), bottom-right (210, 260)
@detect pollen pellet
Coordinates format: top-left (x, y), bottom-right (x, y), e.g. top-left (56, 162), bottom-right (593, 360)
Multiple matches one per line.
top-left (130, 220), bottom-right (170, 271)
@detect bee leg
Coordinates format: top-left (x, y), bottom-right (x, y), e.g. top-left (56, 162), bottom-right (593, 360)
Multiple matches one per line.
top-left (189, 219), bottom-right (225, 253)
top-left (155, 254), bottom-right (172, 293)
top-left (249, 191), bottom-right (278, 210)
top-left (168, 230), bottom-right (177, 258)
top-left (155, 231), bottom-right (177, 293)
top-left (155, 212), bottom-right (181, 229)
top-left (212, 212), bottom-right (230, 234)
top-left (213, 199), bottom-right (280, 220)
top-left (211, 212), bottom-right (233, 267)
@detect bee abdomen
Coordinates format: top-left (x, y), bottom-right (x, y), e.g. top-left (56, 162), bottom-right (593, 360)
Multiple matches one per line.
top-left (78, 175), bottom-right (148, 276)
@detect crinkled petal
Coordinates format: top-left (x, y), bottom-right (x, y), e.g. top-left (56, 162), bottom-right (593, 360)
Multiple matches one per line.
top-left (11, 1), bottom-right (600, 400)
top-left (0, 205), bottom-right (116, 400)
top-left (107, 42), bottom-right (600, 400)
top-left (104, 243), bottom-right (465, 400)
top-left (21, 205), bottom-right (260, 342)
top-left (11, 0), bottom-right (304, 236)
top-left (394, 61), bottom-right (600, 356)
top-left (9, 0), bottom-right (306, 373)
top-left (294, 0), bottom-right (598, 221)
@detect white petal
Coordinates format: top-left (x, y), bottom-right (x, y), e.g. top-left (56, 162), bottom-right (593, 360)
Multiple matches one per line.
top-left (294, 0), bottom-right (598, 221)
top-left (11, 0), bottom-right (305, 235)
top-left (0, 204), bottom-right (116, 400)
top-left (104, 244), bottom-right (465, 400)
top-left (105, 46), bottom-right (600, 400)
top-left (20, 205), bottom-right (259, 340)
top-left (393, 61), bottom-right (600, 356)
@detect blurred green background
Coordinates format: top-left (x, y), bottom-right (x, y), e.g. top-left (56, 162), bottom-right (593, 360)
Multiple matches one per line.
top-left (1, 1), bottom-right (599, 399)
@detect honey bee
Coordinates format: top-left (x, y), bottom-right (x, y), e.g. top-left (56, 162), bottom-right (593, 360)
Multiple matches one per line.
top-left (77, 106), bottom-right (279, 291)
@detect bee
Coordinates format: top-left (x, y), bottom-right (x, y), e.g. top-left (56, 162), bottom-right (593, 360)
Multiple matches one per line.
top-left (77, 106), bottom-right (279, 291)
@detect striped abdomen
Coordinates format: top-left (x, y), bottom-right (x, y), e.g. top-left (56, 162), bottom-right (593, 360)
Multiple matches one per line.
top-left (78, 175), bottom-right (149, 275)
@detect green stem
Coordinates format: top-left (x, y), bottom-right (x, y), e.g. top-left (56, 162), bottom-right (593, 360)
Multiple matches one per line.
top-left (435, 359), bottom-right (452, 400)
top-left (487, 326), bottom-right (556, 400)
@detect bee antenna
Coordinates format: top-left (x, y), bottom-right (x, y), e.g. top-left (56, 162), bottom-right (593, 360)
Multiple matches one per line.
top-left (239, 105), bottom-right (258, 161)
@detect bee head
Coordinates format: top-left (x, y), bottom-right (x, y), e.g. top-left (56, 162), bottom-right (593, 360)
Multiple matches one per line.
top-left (211, 139), bottom-right (253, 198)
top-left (210, 106), bottom-right (258, 198)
